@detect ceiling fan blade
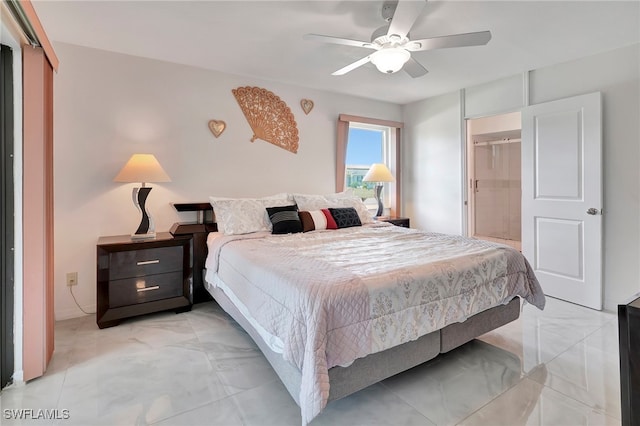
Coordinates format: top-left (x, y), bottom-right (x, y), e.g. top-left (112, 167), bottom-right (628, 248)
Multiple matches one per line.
top-left (406, 31), bottom-right (492, 51)
top-left (403, 57), bottom-right (428, 78)
top-left (332, 55), bottom-right (373, 76)
top-left (387, 0), bottom-right (427, 40)
top-left (303, 33), bottom-right (375, 49)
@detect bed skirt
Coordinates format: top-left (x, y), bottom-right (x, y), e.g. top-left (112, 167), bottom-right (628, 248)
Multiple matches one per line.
top-left (206, 280), bottom-right (520, 406)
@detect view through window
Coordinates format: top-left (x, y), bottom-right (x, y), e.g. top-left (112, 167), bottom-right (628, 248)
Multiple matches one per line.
top-left (345, 125), bottom-right (388, 207)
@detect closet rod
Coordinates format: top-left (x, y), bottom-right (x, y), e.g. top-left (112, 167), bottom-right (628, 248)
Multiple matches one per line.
top-left (473, 138), bottom-right (522, 146)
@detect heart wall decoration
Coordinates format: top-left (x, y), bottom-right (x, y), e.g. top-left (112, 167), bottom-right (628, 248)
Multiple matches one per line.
top-left (300, 99), bottom-right (314, 115)
top-left (208, 120), bottom-right (226, 138)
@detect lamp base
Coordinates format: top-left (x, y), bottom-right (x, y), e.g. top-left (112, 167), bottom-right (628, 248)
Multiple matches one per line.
top-left (131, 186), bottom-right (156, 239)
top-left (374, 184), bottom-right (384, 217)
top-left (130, 232), bottom-right (156, 240)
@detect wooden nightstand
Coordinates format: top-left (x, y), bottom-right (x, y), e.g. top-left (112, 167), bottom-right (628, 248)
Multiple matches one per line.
top-left (170, 221), bottom-right (217, 304)
top-left (377, 216), bottom-right (410, 228)
top-left (619, 293), bottom-right (640, 425)
top-left (96, 232), bottom-right (192, 329)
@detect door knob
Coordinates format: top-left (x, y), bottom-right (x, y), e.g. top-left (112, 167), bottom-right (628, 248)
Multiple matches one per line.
top-left (587, 208), bottom-right (600, 215)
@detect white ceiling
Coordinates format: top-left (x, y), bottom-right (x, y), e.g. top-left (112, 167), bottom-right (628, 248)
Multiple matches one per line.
top-left (32, 0), bottom-right (640, 105)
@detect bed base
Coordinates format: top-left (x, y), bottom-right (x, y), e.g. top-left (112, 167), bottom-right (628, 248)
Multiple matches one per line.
top-left (207, 283), bottom-right (520, 407)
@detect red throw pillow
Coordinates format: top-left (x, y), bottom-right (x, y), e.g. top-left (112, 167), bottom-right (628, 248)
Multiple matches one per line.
top-left (321, 209), bottom-right (338, 229)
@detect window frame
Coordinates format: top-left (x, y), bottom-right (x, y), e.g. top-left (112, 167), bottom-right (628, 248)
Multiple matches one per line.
top-left (345, 123), bottom-right (391, 208)
top-left (336, 114), bottom-right (403, 216)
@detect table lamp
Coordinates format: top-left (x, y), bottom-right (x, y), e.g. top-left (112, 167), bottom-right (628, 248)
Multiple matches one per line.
top-left (362, 163), bottom-right (395, 217)
top-left (113, 154), bottom-right (171, 239)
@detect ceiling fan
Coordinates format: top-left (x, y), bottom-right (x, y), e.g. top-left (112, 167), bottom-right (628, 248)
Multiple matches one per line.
top-left (303, 0), bottom-right (492, 78)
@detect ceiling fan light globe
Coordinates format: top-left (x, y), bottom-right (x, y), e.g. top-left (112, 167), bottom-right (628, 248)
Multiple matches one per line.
top-left (371, 48), bottom-right (410, 74)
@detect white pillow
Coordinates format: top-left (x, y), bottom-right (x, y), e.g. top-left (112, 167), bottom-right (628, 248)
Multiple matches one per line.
top-left (293, 193), bottom-right (374, 224)
top-left (209, 193), bottom-right (292, 203)
top-left (291, 189), bottom-right (353, 201)
top-left (209, 195), bottom-right (293, 235)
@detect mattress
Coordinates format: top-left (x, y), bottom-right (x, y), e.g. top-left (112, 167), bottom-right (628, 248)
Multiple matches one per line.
top-left (205, 223), bottom-right (544, 423)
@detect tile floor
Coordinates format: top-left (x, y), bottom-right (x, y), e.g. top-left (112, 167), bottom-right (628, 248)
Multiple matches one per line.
top-left (0, 296), bottom-right (621, 425)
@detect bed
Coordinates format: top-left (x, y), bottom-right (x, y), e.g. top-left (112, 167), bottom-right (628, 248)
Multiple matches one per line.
top-left (176, 193), bottom-right (545, 424)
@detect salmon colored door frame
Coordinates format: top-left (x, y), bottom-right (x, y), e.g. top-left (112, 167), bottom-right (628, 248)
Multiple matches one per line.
top-left (22, 46), bottom-right (54, 381)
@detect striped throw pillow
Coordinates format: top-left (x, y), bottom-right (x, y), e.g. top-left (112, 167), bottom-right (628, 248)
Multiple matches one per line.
top-left (266, 205), bottom-right (302, 234)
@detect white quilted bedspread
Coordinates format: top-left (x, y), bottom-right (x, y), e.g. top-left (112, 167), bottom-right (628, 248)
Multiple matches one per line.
top-left (206, 223), bottom-right (545, 424)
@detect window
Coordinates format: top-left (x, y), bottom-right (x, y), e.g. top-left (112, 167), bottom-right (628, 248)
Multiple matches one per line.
top-left (345, 124), bottom-right (391, 209)
top-left (336, 114), bottom-right (403, 216)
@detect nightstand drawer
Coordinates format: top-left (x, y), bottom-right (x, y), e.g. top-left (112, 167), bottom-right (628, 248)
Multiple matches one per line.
top-left (108, 271), bottom-right (184, 308)
top-left (109, 246), bottom-right (182, 280)
top-left (377, 217), bottom-right (410, 228)
top-left (391, 219), bottom-right (410, 228)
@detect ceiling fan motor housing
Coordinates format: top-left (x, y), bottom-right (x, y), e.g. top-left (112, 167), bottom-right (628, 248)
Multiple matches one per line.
top-left (371, 25), bottom-right (409, 47)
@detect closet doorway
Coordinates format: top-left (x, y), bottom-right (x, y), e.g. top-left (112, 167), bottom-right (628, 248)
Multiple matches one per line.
top-left (467, 111), bottom-right (521, 251)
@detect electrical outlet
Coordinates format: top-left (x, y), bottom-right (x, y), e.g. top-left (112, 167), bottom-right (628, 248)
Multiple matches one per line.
top-left (66, 272), bottom-right (78, 287)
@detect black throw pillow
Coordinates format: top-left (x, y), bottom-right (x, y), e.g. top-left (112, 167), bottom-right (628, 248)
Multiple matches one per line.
top-left (329, 207), bottom-right (362, 229)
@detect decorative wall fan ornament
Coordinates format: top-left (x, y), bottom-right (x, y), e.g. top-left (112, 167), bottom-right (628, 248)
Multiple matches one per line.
top-left (300, 99), bottom-right (314, 115)
top-left (208, 119), bottom-right (226, 138)
top-left (232, 86), bottom-right (299, 154)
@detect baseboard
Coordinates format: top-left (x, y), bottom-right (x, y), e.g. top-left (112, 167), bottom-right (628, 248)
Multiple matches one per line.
top-left (10, 369), bottom-right (24, 387)
top-left (55, 305), bottom-right (95, 321)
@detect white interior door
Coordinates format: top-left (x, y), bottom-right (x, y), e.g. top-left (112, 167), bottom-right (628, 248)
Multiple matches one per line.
top-left (522, 92), bottom-right (602, 310)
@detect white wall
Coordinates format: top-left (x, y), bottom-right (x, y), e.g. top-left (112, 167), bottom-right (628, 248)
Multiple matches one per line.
top-left (529, 43), bottom-right (640, 311)
top-left (402, 91), bottom-right (463, 235)
top-left (53, 42), bottom-right (402, 320)
top-left (464, 74), bottom-right (525, 119)
top-left (403, 43), bottom-right (640, 311)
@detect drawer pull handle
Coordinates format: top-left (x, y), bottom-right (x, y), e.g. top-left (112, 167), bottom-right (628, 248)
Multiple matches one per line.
top-left (137, 285), bottom-right (160, 293)
top-left (137, 260), bottom-right (160, 266)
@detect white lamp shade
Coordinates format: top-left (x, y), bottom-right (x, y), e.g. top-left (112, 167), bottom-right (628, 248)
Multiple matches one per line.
top-left (362, 163), bottom-right (395, 183)
top-left (113, 154), bottom-right (171, 184)
top-left (370, 48), bottom-right (411, 74)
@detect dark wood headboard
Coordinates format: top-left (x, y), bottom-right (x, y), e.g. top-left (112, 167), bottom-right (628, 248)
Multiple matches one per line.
top-left (170, 203), bottom-right (217, 304)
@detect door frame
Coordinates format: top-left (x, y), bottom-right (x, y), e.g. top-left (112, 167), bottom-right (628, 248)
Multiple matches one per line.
top-left (463, 110), bottom-right (523, 241)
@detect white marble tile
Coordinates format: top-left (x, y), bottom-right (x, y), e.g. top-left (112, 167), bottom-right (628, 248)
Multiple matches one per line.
top-left (226, 380), bottom-right (303, 426)
top-left (584, 320), bottom-right (620, 356)
top-left (193, 312), bottom-right (280, 395)
top-left (458, 377), bottom-right (620, 426)
top-left (185, 302), bottom-right (238, 334)
top-left (209, 352), bottom-right (280, 396)
top-left (528, 339), bottom-right (621, 420)
top-left (382, 340), bottom-right (523, 425)
top-left (311, 383), bottom-right (435, 426)
top-left (478, 324), bottom-right (575, 374)
top-left (526, 296), bottom-right (615, 325)
top-left (56, 345), bottom-right (229, 425)
top-left (54, 315), bottom-right (90, 350)
top-left (2, 295), bottom-right (623, 426)
top-left (477, 302), bottom-right (607, 374)
top-left (0, 371), bottom-right (66, 423)
top-left (68, 311), bottom-right (198, 367)
top-left (152, 397), bottom-right (244, 425)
